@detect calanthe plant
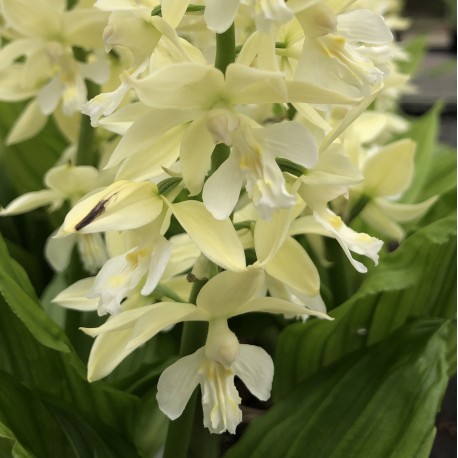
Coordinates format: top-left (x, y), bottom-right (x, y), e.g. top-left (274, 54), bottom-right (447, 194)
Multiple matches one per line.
top-left (0, 1), bottom-right (455, 457)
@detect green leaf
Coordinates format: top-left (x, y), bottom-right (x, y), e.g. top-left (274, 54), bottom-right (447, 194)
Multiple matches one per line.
top-left (0, 422), bottom-right (35, 458)
top-left (401, 104), bottom-right (442, 203)
top-left (0, 235), bottom-right (139, 435)
top-left (273, 212), bottom-right (456, 398)
top-left (225, 319), bottom-right (456, 458)
top-left (0, 231), bottom-right (80, 360)
top-left (0, 370), bottom-right (139, 458)
top-left (0, 371), bottom-right (72, 458)
top-left (397, 36), bottom-right (428, 76)
top-left (0, 102), bottom-right (66, 195)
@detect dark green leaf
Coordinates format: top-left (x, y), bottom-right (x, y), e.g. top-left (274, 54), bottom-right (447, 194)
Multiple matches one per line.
top-left (274, 212), bottom-right (456, 398)
top-left (226, 319), bottom-right (456, 458)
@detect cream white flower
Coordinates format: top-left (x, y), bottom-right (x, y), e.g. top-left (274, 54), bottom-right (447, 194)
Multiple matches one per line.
top-left (0, 163), bottom-right (110, 272)
top-left (295, 5), bottom-right (393, 97)
top-left (0, 0), bottom-right (109, 139)
top-left (57, 180), bottom-right (246, 272)
top-left (81, 268), bottom-right (331, 379)
top-left (157, 337), bottom-right (273, 434)
top-left (351, 139), bottom-right (438, 240)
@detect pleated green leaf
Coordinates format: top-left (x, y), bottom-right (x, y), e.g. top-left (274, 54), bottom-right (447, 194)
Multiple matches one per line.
top-left (0, 370), bottom-right (139, 458)
top-left (0, 422), bottom-right (34, 458)
top-left (273, 211), bottom-right (456, 398)
top-left (225, 319), bottom-right (456, 458)
top-left (401, 103), bottom-right (442, 203)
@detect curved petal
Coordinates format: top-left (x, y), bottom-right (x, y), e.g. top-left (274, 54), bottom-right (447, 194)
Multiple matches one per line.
top-left (141, 236), bottom-right (173, 295)
top-left (128, 63), bottom-right (224, 110)
top-left (234, 296), bottom-right (332, 320)
top-left (361, 201), bottom-right (405, 241)
top-left (161, 0), bottom-right (190, 28)
top-left (233, 345), bottom-right (274, 401)
top-left (81, 304), bottom-right (159, 337)
top-left (363, 139), bottom-right (415, 197)
top-left (87, 325), bottom-right (136, 381)
top-left (170, 200), bottom-right (246, 271)
top-left (202, 154), bottom-right (244, 220)
top-left (157, 348), bottom-right (204, 420)
top-left (226, 64), bottom-right (287, 105)
top-left (254, 207), bottom-right (293, 265)
top-left (196, 268), bottom-right (264, 318)
top-left (116, 124), bottom-right (184, 181)
top-left (45, 231), bottom-right (77, 272)
top-left (337, 9), bottom-right (393, 44)
top-left (266, 236), bottom-right (320, 295)
top-left (52, 277), bottom-right (98, 312)
top-left (45, 164), bottom-right (100, 195)
top-left (0, 189), bottom-right (61, 216)
top-left (256, 121), bottom-right (318, 168)
top-left (127, 302), bottom-right (203, 351)
top-left (204, 0), bottom-right (240, 34)
top-left (0, 0), bottom-right (62, 37)
top-left (181, 117), bottom-right (215, 195)
top-left (6, 99), bottom-right (48, 145)
top-left (58, 181), bottom-right (163, 235)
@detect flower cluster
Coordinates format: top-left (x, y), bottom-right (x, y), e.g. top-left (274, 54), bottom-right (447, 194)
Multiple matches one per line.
top-left (0, 0), bottom-right (435, 434)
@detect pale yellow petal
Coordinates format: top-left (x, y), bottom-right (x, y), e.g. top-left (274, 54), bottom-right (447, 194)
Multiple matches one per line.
top-left (170, 200), bottom-right (246, 271)
top-left (363, 139), bottom-right (415, 197)
top-left (59, 181), bottom-right (163, 235)
top-left (266, 236), bottom-right (320, 295)
top-left (196, 268), bottom-right (264, 318)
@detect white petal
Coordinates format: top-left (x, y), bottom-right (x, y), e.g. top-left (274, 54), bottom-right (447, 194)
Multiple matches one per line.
top-left (81, 304), bottom-right (158, 338)
top-left (255, 121), bottom-right (318, 168)
top-left (204, 0), bottom-right (240, 34)
top-left (44, 164), bottom-right (99, 195)
top-left (202, 154), bottom-right (244, 220)
top-left (87, 324), bottom-right (135, 381)
top-left (235, 296), bottom-right (332, 320)
top-left (226, 64), bottom-right (287, 105)
top-left (6, 99), bottom-right (47, 144)
top-left (233, 345), bottom-right (273, 401)
top-left (116, 124), bottom-right (184, 182)
top-left (157, 348), bottom-right (204, 420)
top-left (337, 10), bottom-right (393, 44)
top-left (52, 277), bottom-right (98, 312)
top-left (59, 181), bottom-right (163, 235)
top-left (106, 108), bottom-right (193, 167)
top-left (0, 0), bottom-right (61, 37)
top-left (181, 117), bottom-right (215, 195)
top-left (141, 236), bottom-right (172, 295)
top-left (45, 232), bottom-right (76, 272)
top-left (129, 63), bottom-right (223, 111)
top-left (314, 209), bottom-right (383, 273)
top-left (37, 78), bottom-right (63, 115)
top-left (127, 302), bottom-right (202, 351)
top-left (0, 190), bottom-right (61, 216)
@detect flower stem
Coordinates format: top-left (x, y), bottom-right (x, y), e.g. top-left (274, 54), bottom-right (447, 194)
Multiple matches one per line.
top-left (211, 24), bottom-right (236, 173)
top-left (75, 80), bottom-right (99, 167)
top-left (162, 280), bottom-right (208, 458)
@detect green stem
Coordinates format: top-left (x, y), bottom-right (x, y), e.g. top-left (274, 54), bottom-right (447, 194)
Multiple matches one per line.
top-left (162, 281), bottom-right (208, 458)
top-left (210, 24), bottom-right (235, 173)
top-left (214, 24), bottom-right (235, 75)
top-left (75, 80), bottom-right (99, 166)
